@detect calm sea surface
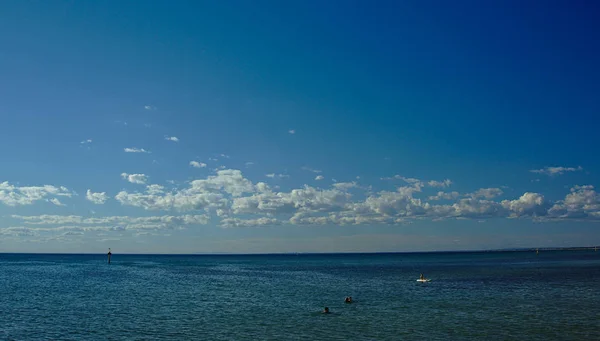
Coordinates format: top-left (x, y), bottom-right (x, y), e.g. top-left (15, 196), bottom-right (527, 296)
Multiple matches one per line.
top-left (1, 251), bottom-right (599, 340)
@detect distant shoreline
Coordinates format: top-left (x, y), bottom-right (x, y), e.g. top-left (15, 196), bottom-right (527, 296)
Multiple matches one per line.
top-left (0, 246), bottom-right (598, 256)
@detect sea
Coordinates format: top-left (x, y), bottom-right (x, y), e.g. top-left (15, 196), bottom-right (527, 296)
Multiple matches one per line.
top-left (1, 251), bottom-right (599, 340)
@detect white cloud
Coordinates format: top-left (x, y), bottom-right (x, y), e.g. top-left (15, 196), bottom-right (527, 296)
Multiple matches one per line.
top-left (447, 198), bottom-right (505, 219)
top-left (428, 191), bottom-right (460, 201)
top-left (146, 184), bottom-right (165, 195)
top-left (245, 162), bottom-right (255, 167)
top-left (0, 226), bottom-right (38, 237)
top-left (332, 182), bottom-right (358, 191)
top-left (124, 147), bottom-right (151, 154)
top-left (220, 217), bottom-right (280, 228)
top-left (9, 214), bottom-right (210, 235)
top-left (220, 154), bottom-right (230, 159)
top-left (7, 168), bottom-right (600, 235)
top-left (468, 188), bottom-right (503, 199)
top-left (266, 173), bottom-right (289, 179)
top-left (121, 173), bottom-right (149, 185)
top-left (115, 169), bottom-right (254, 211)
top-left (86, 190), bottom-right (109, 204)
top-left (49, 198), bottom-right (66, 207)
top-left (80, 139), bottom-right (92, 144)
top-left (11, 214), bottom-right (83, 225)
top-left (381, 175), bottom-right (421, 183)
top-left (302, 167), bottom-right (322, 173)
top-left (428, 179), bottom-right (452, 188)
top-left (144, 105), bottom-right (156, 110)
top-left (530, 166), bottom-right (583, 176)
top-left (165, 136), bottom-right (179, 142)
top-left (190, 161), bottom-right (207, 168)
top-left (0, 182), bottom-right (73, 206)
top-left (232, 183), bottom-right (352, 217)
top-left (547, 185), bottom-right (600, 220)
top-left (315, 175), bottom-right (324, 181)
top-left (501, 193), bottom-right (548, 218)
top-left (288, 129), bottom-right (295, 134)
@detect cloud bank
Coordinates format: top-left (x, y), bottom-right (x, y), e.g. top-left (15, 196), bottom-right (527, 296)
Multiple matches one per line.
top-left (3, 169), bottom-right (599, 239)
top-left (106, 169), bottom-right (600, 227)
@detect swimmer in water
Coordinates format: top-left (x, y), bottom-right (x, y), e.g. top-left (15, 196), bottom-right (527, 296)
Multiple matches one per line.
top-left (322, 307), bottom-right (330, 314)
top-left (420, 273), bottom-right (425, 280)
top-left (345, 296), bottom-right (353, 303)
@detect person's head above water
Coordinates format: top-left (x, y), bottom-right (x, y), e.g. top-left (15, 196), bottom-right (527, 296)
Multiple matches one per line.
top-left (323, 307), bottom-right (330, 313)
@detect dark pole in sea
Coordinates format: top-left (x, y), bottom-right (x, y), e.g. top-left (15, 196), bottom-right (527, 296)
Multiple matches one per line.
top-left (108, 248), bottom-right (112, 264)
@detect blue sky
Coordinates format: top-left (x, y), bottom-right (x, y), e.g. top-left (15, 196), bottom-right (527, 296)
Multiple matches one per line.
top-left (1, 0), bottom-right (599, 253)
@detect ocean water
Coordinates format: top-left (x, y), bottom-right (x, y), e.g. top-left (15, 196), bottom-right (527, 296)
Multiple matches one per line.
top-left (1, 251), bottom-right (599, 340)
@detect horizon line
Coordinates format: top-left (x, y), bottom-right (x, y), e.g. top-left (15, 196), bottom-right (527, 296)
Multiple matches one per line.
top-left (1, 245), bottom-right (598, 256)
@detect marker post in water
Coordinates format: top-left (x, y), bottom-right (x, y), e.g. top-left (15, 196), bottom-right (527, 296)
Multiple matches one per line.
top-left (107, 248), bottom-right (112, 264)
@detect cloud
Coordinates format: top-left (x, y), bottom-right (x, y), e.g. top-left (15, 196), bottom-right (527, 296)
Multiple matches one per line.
top-left (80, 139), bottom-right (92, 144)
top-left (288, 129), bottom-right (295, 134)
top-left (124, 147), bottom-right (151, 153)
top-left (121, 173), bottom-right (149, 185)
top-left (0, 226), bottom-right (38, 237)
top-left (7, 168), bottom-right (600, 235)
top-left (315, 175), bottom-right (324, 181)
top-left (165, 136), bottom-right (179, 142)
top-left (547, 185), bottom-right (600, 220)
top-left (501, 193), bottom-right (549, 218)
top-left (428, 179), bottom-right (452, 188)
top-left (381, 175), bottom-right (421, 183)
top-left (0, 182), bottom-right (73, 206)
top-left (381, 176), bottom-right (453, 190)
top-left (332, 182), bottom-right (358, 191)
top-left (220, 217), bottom-right (280, 228)
top-left (115, 169), bottom-right (254, 211)
top-left (8, 214), bottom-right (211, 236)
top-left (428, 191), bottom-right (460, 201)
top-left (301, 167), bottom-right (322, 173)
top-left (49, 198), bottom-right (66, 207)
top-left (190, 161), bottom-right (207, 168)
top-left (468, 188), bottom-right (504, 199)
top-left (220, 154), bottom-right (230, 159)
top-left (245, 162), bottom-right (255, 167)
top-left (86, 190), bottom-right (109, 204)
top-left (266, 173), bottom-right (289, 179)
top-left (530, 166), bottom-right (583, 176)
top-left (144, 105), bottom-right (156, 110)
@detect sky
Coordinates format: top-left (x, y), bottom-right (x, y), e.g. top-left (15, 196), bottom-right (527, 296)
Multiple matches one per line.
top-left (0, 0), bottom-right (599, 253)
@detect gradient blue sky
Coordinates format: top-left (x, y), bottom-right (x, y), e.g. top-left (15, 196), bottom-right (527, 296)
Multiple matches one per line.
top-left (1, 0), bottom-right (599, 253)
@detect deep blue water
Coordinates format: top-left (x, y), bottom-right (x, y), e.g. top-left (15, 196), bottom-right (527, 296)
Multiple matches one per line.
top-left (1, 251), bottom-right (599, 340)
